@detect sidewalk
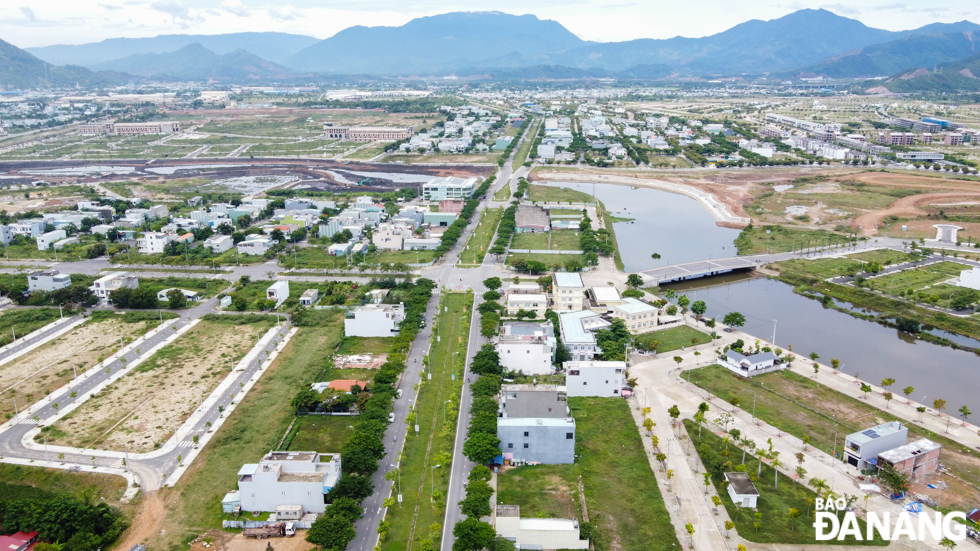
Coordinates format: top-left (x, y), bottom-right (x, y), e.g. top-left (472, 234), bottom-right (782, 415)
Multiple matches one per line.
top-left (630, 350), bottom-right (951, 550)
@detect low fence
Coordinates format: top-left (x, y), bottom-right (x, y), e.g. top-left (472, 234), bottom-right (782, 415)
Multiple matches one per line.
top-left (222, 520), bottom-right (315, 529)
top-left (535, 201), bottom-right (597, 207)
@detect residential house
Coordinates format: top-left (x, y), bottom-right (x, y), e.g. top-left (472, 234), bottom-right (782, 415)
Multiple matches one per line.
top-left (498, 384), bottom-right (575, 465)
top-left (515, 204), bottom-right (550, 233)
top-left (344, 303), bottom-right (406, 337)
top-left (232, 451), bottom-right (341, 514)
top-left (27, 269), bottom-right (71, 292)
top-left (564, 361), bottom-right (627, 397)
top-left (91, 272), bottom-right (138, 301)
top-left (300, 289), bottom-right (319, 306)
top-left (36, 229), bottom-right (67, 251)
top-left (267, 280), bottom-right (289, 307)
top-left (722, 350), bottom-right (780, 377)
top-left (137, 232), bottom-right (172, 254)
top-left (494, 505), bottom-right (588, 550)
top-left (552, 273), bottom-right (585, 311)
top-left (422, 176), bottom-right (478, 201)
top-left (0, 225), bottom-right (11, 245)
top-left (497, 321), bottom-right (557, 375)
top-left (372, 223), bottom-right (408, 250)
top-left (587, 286), bottom-right (623, 313)
top-left (724, 472), bottom-right (759, 508)
top-left (327, 242), bottom-right (354, 256)
top-left (203, 234), bottom-right (234, 253)
top-left (9, 220), bottom-right (44, 238)
top-left (609, 297), bottom-right (658, 333)
top-left (558, 310), bottom-right (609, 361)
top-left (844, 421), bottom-right (908, 470)
top-left (156, 288), bottom-right (200, 302)
top-left (0, 532), bottom-right (40, 551)
top-left (506, 292), bottom-right (548, 318)
top-left (237, 235), bottom-right (274, 255)
top-left (876, 438), bottom-right (941, 480)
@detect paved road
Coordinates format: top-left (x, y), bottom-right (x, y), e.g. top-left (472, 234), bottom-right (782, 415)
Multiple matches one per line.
top-left (0, 289), bottom-right (291, 493)
top-left (0, 313), bottom-right (82, 366)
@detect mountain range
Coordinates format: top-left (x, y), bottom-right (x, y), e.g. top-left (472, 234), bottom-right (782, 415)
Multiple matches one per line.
top-left (5, 10), bottom-right (980, 90)
top-left (0, 38), bottom-right (112, 88)
top-left (25, 32), bottom-right (318, 66)
top-left (90, 43), bottom-right (296, 81)
top-left (879, 51), bottom-right (980, 92)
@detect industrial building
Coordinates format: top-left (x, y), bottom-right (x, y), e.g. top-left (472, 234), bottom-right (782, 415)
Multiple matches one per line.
top-left (322, 125), bottom-right (414, 142)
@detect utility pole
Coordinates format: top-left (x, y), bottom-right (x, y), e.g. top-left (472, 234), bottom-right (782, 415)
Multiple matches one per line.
top-left (771, 319), bottom-right (778, 346)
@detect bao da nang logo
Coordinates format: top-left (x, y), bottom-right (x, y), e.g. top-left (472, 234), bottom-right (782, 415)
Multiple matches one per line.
top-left (814, 498), bottom-right (966, 541)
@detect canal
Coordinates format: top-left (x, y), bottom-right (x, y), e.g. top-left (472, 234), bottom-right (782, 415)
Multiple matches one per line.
top-left (537, 180), bottom-right (980, 416)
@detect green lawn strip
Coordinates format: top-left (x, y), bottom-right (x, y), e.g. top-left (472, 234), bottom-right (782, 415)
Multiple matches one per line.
top-left (112, 248), bottom-right (267, 267)
top-left (374, 249), bottom-right (439, 266)
top-left (682, 419), bottom-right (888, 546)
top-left (846, 250), bottom-right (910, 264)
top-left (772, 260), bottom-right (980, 340)
top-left (684, 365), bottom-right (980, 490)
top-left (381, 292), bottom-right (471, 551)
top-left (492, 182), bottom-right (513, 201)
top-left (571, 397), bottom-right (681, 551)
top-left (496, 464), bottom-right (582, 519)
top-left (286, 415), bottom-right (356, 452)
top-left (505, 253), bottom-right (586, 271)
top-left (509, 232), bottom-right (550, 251)
top-left (0, 307), bottom-right (62, 344)
top-left (734, 225), bottom-right (854, 256)
top-left (597, 201), bottom-right (625, 271)
top-left (0, 464), bottom-right (130, 507)
top-left (870, 261), bottom-right (965, 292)
top-left (513, 120), bottom-right (540, 167)
top-left (548, 230), bottom-right (582, 251)
top-left (337, 336), bottom-right (395, 355)
top-left (459, 207), bottom-right (503, 265)
top-left (771, 258), bottom-right (865, 280)
top-left (0, 236), bottom-right (104, 261)
top-left (155, 320), bottom-right (344, 550)
top-left (634, 325), bottom-right (712, 353)
top-left (527, 184), bottom-right (593, 204)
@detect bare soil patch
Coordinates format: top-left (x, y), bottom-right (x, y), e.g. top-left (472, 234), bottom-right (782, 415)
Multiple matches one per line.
top-left (116, 491), bottom-right (166, 550)
top-left (852, 192), bottom-right (980, 236)
top-left (224, 531), bottom-right (313, 551)
top-left (0, 319), bottom-right (143, 418)
top-left (43, 320), bottom-right (266, 452)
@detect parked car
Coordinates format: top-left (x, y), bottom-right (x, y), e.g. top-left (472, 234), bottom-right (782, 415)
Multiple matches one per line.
top-left (388, 412), bottom-right (395, 423)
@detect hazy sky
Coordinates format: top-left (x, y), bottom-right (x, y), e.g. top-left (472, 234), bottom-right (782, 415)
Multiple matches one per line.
top-left (4, 0), bottom-right (978, 48)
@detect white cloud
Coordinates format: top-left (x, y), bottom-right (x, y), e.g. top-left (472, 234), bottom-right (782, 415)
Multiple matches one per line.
top-left (150, 0), bottom-right (195, 21)
top-left (20, 6), bottom-right (38, 21)
top-left (820, 3), bottom-right (862, 15)
top-left (221, 0), bottom-right (249, 18)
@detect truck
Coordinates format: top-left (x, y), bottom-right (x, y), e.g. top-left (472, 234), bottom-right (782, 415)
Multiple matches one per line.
top-left (243, 523), bottom-right (286, 539)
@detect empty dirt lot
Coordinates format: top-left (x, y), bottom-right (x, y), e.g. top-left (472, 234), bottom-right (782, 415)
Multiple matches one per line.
top-left (0, 318), bottom-right (144, 418)
top-left (41, 320), bottom-right (271, 452)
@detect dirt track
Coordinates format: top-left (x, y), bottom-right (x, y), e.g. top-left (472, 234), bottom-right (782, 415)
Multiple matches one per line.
top-left (852, 192), bottom-right (980, 236)
top-left (116, 492), bottom-right (166, 550)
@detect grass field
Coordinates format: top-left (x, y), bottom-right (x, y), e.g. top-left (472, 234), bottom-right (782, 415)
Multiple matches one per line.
top-left (848, 249), bottom-right (916, 264)
top-left (733, 225), bottom-right (853, 255)
top-left (549, 230), bottom-right (581, 250)
top-left (513, 119), bottom-right (540, 167)
top-left (493, 181), bottom-right (514, 201)
top-left (381, 292), bottom-right (471, 551)
top-left (150, 314), bottom-right (345, 551)
top-left (869, 261), bottom-right (965, 292)
top-left (0, 308), bottom-right (62, 346)
top-left (459, 207), bottom-right (502, 266)
top-left (683, 419), bottom-right (887, 545)
top-left (336, 336), bottom-right (393, 355)
top-left (505, 252), bottom-right (586, 271)
top-left (0, 463), bottom-right (132, 508)
top-left (503, 397), bottom-right (680, 551)
top-left (634, 325), bottom-right (712, 353)
top-left (528, 184), bottom-right (593, 204)
top-left (286, 415), bottom-right (354, 452)
top-left (510, 232), bottom-right (549, 250)
top-left (113, 248), bottom-right (268, 267)
top-left (683, 365), bottom-right (980, 507)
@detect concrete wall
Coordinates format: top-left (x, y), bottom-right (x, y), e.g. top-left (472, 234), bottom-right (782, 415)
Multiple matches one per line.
top-left (498, 421), bottom-right (575, 464)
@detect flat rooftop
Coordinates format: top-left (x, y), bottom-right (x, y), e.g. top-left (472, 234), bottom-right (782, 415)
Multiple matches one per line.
top-left (878, 438), bottom-right (941, 463)
top-left (554, 272), bottom-right (584, 288)
top-left (847, 421), bottom-right (906, 445)
top-left (725, 472), bottom-right (759, 496)
top-left (591, 286), bottom-right (621, 302)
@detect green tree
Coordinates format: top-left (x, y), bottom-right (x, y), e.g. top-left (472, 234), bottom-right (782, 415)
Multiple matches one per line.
top-left (723, 312), bottom-right (746, 329)
top-left (903, 386), bottom-right (915, 401)
top-left (860, 383), bottom-right (872, 399)
top-left (306, 515), bottom-right (356, 550)
top-left (453, 518), bottom-right (496, 551)
top-left (691, 300), bottom-right (707, 320)
top-left (483, 277), bottom-right (502, 290)
top-left (166, 288), bottom-right (187, 309)
top-left (677, 294), bottom-right (691, 311)
top-left (959, 405), bottom-right (972, 422)
top-left (940, 537), bottom-right (957, 550)
top-left (626, 274), bottom-right (643, 288)
top-left (463, 432), bottom-right (501, 464)
top-left (788, 508), bottom-right (801, 531)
